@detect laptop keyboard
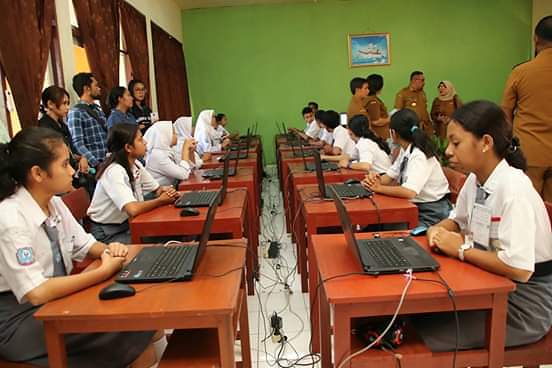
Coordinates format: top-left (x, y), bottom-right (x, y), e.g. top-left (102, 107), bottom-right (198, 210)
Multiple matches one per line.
top-left (176, 191), bottom-right (217, 207)
top-left (228, 152), bottom-right (247, 160)
top-left (329, 184), bottom-right (372, 198)
top-left (145, 246), bottom-right (195, 278)
top-left (363, 240), bottom-right (410, 268)
top-left (293, 151), bottom-right (313, 157)
top-left (202, 167), bottom-right (236, 178)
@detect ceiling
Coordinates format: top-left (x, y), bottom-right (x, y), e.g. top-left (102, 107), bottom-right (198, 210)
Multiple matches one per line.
top-left (177, 0), bottom-right (316, 10)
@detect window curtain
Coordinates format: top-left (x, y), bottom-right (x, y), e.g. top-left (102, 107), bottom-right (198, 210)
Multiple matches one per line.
top-left (72, 0), bottom-right (119, 114)
top-left (151, 22), bottom-right (191, 121)
top-left (120, 1), bottom-right (150, 105)
top-left (0, 0), bottom-right (55, 129)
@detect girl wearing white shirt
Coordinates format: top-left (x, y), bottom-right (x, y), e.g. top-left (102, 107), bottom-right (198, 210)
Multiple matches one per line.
top-left (362, 109), bottom-right (451, 227)
top-left (339, 114), bottom-right (391, 173)
top-left (0, 127), bottom-right (155, 367)
top-left (174, 116), bottom-right (203, 168)
top-left (194, 109), bottom-right (221, 157)
top-left (144, 121), bottom-right (196, 186)
top-left (214, 113), bottom-right (230, 142)
top-left (320, 110), bottom-right (356, 160)
top-left (415, 100), bottom-right (552, 351)
top-left (88, 124), bottom-right (177, 244)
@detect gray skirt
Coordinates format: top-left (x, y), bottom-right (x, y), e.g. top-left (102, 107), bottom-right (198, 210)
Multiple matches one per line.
top-left (90, 221), bottom-right (131, 244)
top-left (416, 196), bottom-right (452, 228)
top-left (0, 292), bottom-right (154, 367)
top-left (412, 272), bottom-right (552, 352)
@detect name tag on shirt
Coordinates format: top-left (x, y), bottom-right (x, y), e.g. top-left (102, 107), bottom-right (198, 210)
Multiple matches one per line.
top-left (471, 203), bottom-right (492, 248)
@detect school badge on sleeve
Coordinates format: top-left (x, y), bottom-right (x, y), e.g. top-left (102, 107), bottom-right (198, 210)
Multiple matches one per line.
top-left (16, 247), bottom-right (35, 266)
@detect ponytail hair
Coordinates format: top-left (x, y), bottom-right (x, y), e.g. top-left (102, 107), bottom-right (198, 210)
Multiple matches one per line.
top-left (0, 127), bottom-right (66, 201)
top-left (348, 114), bottom-right (391, 155)
top-left (96, 124), bottom-right (140, 190)
top-left (108, 86), bottom-right (128, 110)
top-left (451, 100), bottom-right (527, 171)
top-left (40, 85), bottom-right (70, 114)
top-left (389, 109), bottom-right (436, 158)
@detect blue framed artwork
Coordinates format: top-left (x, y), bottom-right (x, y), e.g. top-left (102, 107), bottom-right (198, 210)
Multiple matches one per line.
top-left (348, 33), bottom-right (391, 67)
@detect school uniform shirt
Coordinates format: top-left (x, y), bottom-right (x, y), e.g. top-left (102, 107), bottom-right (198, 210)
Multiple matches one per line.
top-left (364, 95), bottom-right (390, 139)
top-left (352, 137), bottom-right (391, 173)
top-left (346, 96), bottom-right (369, 119)
top-left (332, 125), bottom-right (356, 157)
top-left (0, 187), bottom-right (96, 303)
top-left (194, 110), bottom-right (220, 155)
top-left (107, 109), bottom-right (137, 129)
top-left (304, 119), bottom-right (321, 139)
top-left (394, 87), bottom-right (431, 130)
top-left (451, 159), bottom-right (552, 271)
top-left (502, 48), bottom-right (552, 168)
top-left (88, 161), bottom-right (160, 224)
top-left (386, 145), bottom-right (449, 203)
top-left (174, 116), bottom-right (203, 169)
top-left (318, 128), bottom-right (333, 145)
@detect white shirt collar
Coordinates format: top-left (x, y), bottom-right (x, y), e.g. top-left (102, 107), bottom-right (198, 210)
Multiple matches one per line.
top-left (479, 159), bottom-right (509, 195)
top-left (15, 187), bottom-right (53, 227)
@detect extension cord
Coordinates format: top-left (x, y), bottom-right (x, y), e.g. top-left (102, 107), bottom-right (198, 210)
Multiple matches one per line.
top-left (268, 241), bottom-right (280, 258)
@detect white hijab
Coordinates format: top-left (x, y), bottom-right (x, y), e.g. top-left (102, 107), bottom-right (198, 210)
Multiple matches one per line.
top-left (194, 109), bottom-right (216, 155)
top-left (143, 121), bottom-right (174, 164)
top-left (174, 116), bottom-right (203, 168)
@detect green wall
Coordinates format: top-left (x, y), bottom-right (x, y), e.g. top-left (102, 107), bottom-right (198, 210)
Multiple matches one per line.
top-left (182, 0), bottom-right (532, 164)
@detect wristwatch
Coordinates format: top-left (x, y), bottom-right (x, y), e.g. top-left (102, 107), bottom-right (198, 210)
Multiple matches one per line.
top-left (458, 238), bottom-right (474, 261)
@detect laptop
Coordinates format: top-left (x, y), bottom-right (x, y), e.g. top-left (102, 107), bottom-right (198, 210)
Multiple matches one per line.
top-left (116, 189), bottom-right (222, 283)
top-left (202, 149), bottom-right (239, 179)
top-left (175, 156), bottom-right (230, 207)
top-left (313, 150), bottom-right (372, 199)
top-left (289, 134), bottom-right (313, 158)
top-left (281, 122), bottom-right (300, 144)
top-left (299, 140), bottom-right (338, 172)
top-left (228, 129), bottom-right (251, 158)
top-left (329, 186), bottom-right (439, 275)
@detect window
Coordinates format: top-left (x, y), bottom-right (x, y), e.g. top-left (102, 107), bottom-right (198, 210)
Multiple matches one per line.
top-left (119, 24), bottom-right (133, 87)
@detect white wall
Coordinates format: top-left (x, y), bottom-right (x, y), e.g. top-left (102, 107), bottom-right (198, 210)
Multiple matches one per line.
top-left (54, 0), bottom-right (183, 112)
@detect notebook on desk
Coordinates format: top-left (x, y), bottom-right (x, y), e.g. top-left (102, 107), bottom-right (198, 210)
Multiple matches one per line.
top-left (116, 189), bottom-right (221, 283)
top-left (329, 186), bottom-right (439, 275)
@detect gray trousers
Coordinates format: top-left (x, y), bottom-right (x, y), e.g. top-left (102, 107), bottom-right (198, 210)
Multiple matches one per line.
top-left (90, 221), bottom-right (131, 244)
top-left (0, 292), bottom-right (154, 367)
top-left (416, 196), bottom-right (452, 228)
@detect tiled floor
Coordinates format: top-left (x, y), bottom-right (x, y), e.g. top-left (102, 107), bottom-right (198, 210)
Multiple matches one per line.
top-left (247, 165), bottom-right (551, 368)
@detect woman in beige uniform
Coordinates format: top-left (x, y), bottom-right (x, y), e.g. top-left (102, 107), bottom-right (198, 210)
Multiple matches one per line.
top-left (431, 80), bottom-right (462, 139)
top-left (364, 74), bottom-right (390, 140)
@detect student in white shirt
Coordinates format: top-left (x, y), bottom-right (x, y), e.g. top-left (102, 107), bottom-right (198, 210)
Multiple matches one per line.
top-left (88, 124), bottom-right (178, 244)
top-left (315, 110), bottom-right (334, 147)
top-left (0, 127), bottom-right (155, 367)
top-left (415, 100), bottom-right (552, 351)
top-left (174, 116), bottom-right (203, 169)
top-left (362, 109), bottom-right (451, 227)
top-left (214, 113), bottom-right (230, 143)
top-left (339, 114), bottom-right (391, 174)
top-left (289, 106), bottom-right (320, 142)
top-left (194, 109), bottom-right (224, 157)
top-left (319, 110), bottom-right (356, 160)
top-left (144, 121), bottom-right (196, 186)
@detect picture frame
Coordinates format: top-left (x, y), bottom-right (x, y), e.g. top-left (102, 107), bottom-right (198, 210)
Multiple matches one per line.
top-left (348, 32), bottom-right (391, 68)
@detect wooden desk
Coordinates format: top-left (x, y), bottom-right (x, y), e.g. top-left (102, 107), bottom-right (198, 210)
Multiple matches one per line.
top-left (202, 153), bottom-right (261, 190)
top-left (293, 185), bottom-right (418, 293)
top-left (311, 232), bottom-right (515, 368)
top-left (130, 189), bottom-right (255, 294)
top-left (177, 168), bottom-right (259, 294)
top-left (34, 240), bottom-right (251, 368)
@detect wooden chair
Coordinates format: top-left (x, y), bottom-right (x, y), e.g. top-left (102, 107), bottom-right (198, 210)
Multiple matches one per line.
top-left (61, 187), bottom-right (93, 274)
top-left (442, 166), bottom-right (467, 204)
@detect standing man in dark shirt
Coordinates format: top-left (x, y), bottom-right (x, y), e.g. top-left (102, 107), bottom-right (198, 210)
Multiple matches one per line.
top-left (67, 73), bottom-right (108, 169)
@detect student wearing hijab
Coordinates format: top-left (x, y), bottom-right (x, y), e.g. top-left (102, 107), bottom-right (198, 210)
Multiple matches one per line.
top-left (194, 109), bottom-right (221, 158)
top-left (431, 80), bottom-right (463, 139)
top-left (144, 121), bottom-right (196, 186)
top-left (174, 116), bottom-right (203, 169)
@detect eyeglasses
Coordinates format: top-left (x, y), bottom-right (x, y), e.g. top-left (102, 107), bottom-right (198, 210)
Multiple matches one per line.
top-left (135, 87), bottom-right (147, 92)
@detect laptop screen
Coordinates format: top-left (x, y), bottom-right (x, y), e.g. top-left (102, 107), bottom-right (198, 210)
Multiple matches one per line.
top-left (221, 153), bottom-right (230, 203)
top-left (328, 186), bottom-right (363, 269)
top-left (192, 188), bottom-right (221, 273)
top-left (312, 150), bottom-right (326, 198)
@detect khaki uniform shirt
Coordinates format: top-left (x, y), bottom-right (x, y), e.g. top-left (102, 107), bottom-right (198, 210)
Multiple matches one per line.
top-left (502, 48), bottom-right (552, 167)
top-left (394, 87), bottom-right (431, 131)
top-left (347, 96), bottom-right (368, 120)
top-left (364, 95), bottom-right (390, 139)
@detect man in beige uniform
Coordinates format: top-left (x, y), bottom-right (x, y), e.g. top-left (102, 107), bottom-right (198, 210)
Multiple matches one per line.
top-left (502, 16), bottom-right (552, 201)
top-left (347, 77), bottom-right (369, 119)
top-left (395, 71), bottom-right (432, 135)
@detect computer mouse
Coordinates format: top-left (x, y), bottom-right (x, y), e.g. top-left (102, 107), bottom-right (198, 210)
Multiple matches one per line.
top-left (99, 282), bottom-right (135, 300)
top-left (180, 207), bottom-right (200, 216)
top-left (344, 178), bottom-right (361, 185)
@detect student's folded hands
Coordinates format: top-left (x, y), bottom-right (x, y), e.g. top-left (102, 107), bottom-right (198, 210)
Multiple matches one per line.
top-left (428, 227), bottom-right (464, 258)
top-left (361, 173), bottom-right (381, 192)
top-left (106, 242), bottom-right (129, 258)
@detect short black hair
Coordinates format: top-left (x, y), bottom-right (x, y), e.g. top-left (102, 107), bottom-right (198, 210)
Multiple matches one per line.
top-left (215, 113), bottom-right (226, 122)
top-left (535, 16), bottom-right (552, 43)
top-left (320, 110), bottom-right (340, 129)
top-left (366, 74), bottom-right (383, 96)
top-left (72, 72), bottom-right (95, 97)
top-left (349, 77), bottom-right (367, 95)
top-left (308, 101), bottom-right (318, 109)
top-left (302, 106), bottom-right (313, 116)
top-left (410, 71), bottom-right (424, 81)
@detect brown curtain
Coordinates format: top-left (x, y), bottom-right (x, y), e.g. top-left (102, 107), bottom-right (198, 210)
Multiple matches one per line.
top-left (151, 22), bottom-right (191, 121)
top-left (73, 0), bottom-right (119, 113)
top-left (0, 0), bottom-right (55, 129)
top-left (120, 1), bottom-right (150, 105)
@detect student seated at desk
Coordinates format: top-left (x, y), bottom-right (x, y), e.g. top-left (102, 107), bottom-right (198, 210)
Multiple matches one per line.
top-left (414, 100), bottom-right (552, 351)
top-left (144, 121), bottom-right (196, 186)
top-left (174, 116), bottom-right (203, 168)
top-left (362, 109), bottom-right (451, 227)
top-left (316, 110), bottom-right (334, 147)
top-left (0, 127), bottom-right (155, 367)
top-left (214, 113), bottom-right (230, 144)
top-left (194, 109), bottom-right (229, 159)
top-left (88, 124), bottom-right (178, 244)
top-left (319, 110), bottom-right (356, 161)
top-left (339, 114), bottom-right (391, 173)
top-left (289, 106), bottom-right (320, 142)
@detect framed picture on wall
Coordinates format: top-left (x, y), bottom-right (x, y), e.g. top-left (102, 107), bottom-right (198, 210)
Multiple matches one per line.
top-left (348, 32), bottom-right (391, 67)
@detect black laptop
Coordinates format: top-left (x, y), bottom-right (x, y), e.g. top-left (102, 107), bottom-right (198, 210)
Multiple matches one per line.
top-left (313, 150), bottom-right (372, 199)
top-left (175, 156), bottom-right (230, 208)
top-left (228, 129), bottom-right (251, 159)
top-left (202, 149), bottom-right (239, 179)
top-left (298, 140), bottom-right (338, 172)
top-left (116, 189), bottom-right (221, 283)
top-left (231, 128), bottom-right (251, 151)
top-left (329, 186), bottom-right (439, 275)
top-left (289, 135), bottom-right (313, 158)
